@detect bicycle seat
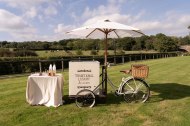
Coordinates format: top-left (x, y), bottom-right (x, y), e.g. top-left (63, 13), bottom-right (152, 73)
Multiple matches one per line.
top-left (120, 69), bottom-right (131, 74)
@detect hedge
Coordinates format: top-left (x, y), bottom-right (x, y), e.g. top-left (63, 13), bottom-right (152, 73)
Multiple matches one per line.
top-left (0, 52), bottom-right (179, 75)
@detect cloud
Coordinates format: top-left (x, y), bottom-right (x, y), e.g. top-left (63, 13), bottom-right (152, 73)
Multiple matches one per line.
top-left (69, 0), bottom-right (123, 23)
top-left (44, 6), bottom-right (58, 16)
top-left (23, 7), bottom-right (37, 18)
top-left (54, 24), bottom-right (75, 33)
top-left (82, 13), bottom-right (131, 26)
top-left (131, 12), bottom-right (190, 36)
top-left (0, 9), bottom-right (36, 41)
top-left (1, 0), bottom-right (189, 41)
top-left (54, 23), bottom-right (78, 39)
top-left (0, 0), bottom-right (60, 41)
top-left (0, 0), bottom-right (59, 19)
top-left (69, 0), bottom-right (142, 26)
top-left (0, 0), bottom-right (48, 8)
top-left (0, 9), bottom-right (35, 32)
top-left (76, 1), bottom-right (190, 37)
top-left (63, 0), bottom-right (188, 37)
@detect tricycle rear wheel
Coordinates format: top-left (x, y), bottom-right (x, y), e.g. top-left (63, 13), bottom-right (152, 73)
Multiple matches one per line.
top-left (75, 89), bottom-right (95, 108)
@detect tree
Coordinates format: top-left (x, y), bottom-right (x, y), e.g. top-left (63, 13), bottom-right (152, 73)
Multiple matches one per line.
top-left (1, 41), bottom-right (8, 47)
top-left (66, 41), bottom-right (74, 50)
top-left (153, 33), bottom-right (178, 52)
top-left (82, 39), bottom-right (94, 50)
top-left (117, 37), bottom-right (135, 50)
top-left (72, 40), bottom-right (83, 50)
top-left (180, 36), bottom-right (190, 45)
top-left (134, 36), bottom-right (150, 50)
top-left (145, 36), bottom-right (154, 50)
top-left (188, 26), bottom-right (190, 37)
top-left (43, 43), bottom-right (50, 50)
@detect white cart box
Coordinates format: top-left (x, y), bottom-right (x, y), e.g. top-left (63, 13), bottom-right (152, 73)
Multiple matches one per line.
top-left (69, 61), bottom-right (100, 96)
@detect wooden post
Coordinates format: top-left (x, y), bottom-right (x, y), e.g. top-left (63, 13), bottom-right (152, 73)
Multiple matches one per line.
top-left (61, 58), bottom-right (64, 72)
top-left (129, 55), bottom-right (131, 61)
top-left (141, 54), bottom-right (142, 60)
top-left (122, 55), bottom-right (124, 64)
top-left (114, 55), bottom-right (116, 65)
top-left (134, 55), bottom-right (136, 61)
top-left (39, 59), bottom-right (42, 74)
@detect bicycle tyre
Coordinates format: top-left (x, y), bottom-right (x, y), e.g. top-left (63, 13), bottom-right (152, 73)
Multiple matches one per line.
top-left (122, 78), bottom-right (150, 103)
top-left (75, 89), bottom-right (95, 108)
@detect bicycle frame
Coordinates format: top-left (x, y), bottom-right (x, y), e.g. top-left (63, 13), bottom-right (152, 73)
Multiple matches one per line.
top-left (89, 65), bottom-right (149, 98)
top-left (92, 68), bottom-right (135, 96)
top-left (108, 75), bottom-right (136, 95)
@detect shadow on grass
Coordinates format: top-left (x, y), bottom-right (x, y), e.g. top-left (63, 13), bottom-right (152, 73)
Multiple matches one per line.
top-left (149, 83), bottom-right (190, 102)
top-left (94, 93), bottom-right (125, 106)
top-left (62, 83), bottom-right (190, 105)
top-left (62, 95), bottom-right (75, 105)
top-left (63, 93), bottom-right (125, 106)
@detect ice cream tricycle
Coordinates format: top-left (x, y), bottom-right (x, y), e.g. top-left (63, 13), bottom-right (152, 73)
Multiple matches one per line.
top-left (69, 61), bottom-right (150, 108)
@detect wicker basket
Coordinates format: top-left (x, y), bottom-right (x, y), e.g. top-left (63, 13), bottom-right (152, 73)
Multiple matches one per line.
top-left (131, 64), bottom-right (149, 78)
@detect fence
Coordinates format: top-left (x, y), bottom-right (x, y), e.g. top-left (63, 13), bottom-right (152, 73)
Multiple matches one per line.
top-left (0, 52), bottom-right (179, 75)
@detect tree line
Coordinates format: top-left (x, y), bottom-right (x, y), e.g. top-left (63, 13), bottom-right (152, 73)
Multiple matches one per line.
top-left (1, 33), bottom-right (190, 52)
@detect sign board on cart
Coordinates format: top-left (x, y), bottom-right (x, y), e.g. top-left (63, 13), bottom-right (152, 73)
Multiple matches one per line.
top-left (69, 61), bottom-right (100, 96)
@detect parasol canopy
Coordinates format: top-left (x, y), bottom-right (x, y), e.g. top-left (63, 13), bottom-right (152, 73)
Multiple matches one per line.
top-left (66, 19), bottom-right (144, 65)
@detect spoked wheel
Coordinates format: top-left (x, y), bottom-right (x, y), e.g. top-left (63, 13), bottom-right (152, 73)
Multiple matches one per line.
top-left (122, 78), bottom-right (150, 103)
top-left (75, 89), bottom-right (95, 108)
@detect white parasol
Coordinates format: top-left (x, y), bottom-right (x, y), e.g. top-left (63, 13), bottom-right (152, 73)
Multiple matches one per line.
top-left (66, 19), bottom-right (144, 65)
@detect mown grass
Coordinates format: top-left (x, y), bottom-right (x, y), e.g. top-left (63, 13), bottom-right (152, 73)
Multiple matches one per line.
top-left (1, 56), bottom-right (190, 126)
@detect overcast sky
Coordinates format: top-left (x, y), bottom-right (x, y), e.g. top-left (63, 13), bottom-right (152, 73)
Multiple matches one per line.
top-left (0, 0), bottom-right (190, 42)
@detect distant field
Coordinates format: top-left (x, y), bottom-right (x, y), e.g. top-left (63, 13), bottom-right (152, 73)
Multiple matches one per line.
top-left (36, 50), bottom-right (158, 57)
top-left (1, 56), bottom-right (190, 126)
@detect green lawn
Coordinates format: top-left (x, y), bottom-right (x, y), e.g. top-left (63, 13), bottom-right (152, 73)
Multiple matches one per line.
top-left (1, 56), bottom-right (190, 126)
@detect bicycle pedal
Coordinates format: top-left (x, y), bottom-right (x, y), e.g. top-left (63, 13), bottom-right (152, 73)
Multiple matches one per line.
top-left (114, 91), bottom-right (119, 97)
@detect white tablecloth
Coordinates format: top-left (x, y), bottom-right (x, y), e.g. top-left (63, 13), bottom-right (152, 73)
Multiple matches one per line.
top-left (26, 73), bottom-right (63, 107)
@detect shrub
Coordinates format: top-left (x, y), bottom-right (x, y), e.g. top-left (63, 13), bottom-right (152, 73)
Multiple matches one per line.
top-left (117, 50), bottom-right (125, 55)
top-left (0, 49), bottom-right (38, 57)
top-left (75, 50), bottom-right (83, 55)
top-left (0, 48), bottom-right (15, 57)
top-left (15, 50), bottom-right (38, 57)
top-left (90, 50), bottom-right (98, 55)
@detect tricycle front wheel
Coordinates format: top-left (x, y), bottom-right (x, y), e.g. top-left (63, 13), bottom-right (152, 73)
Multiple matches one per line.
top-left (122, 78), bottom-right (150, 103)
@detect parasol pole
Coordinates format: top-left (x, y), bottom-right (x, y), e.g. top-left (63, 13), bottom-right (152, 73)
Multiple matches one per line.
top-left (104, 34), bottom-right (108, 66)
top-left (104, 32), bottom-right (108, 95)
